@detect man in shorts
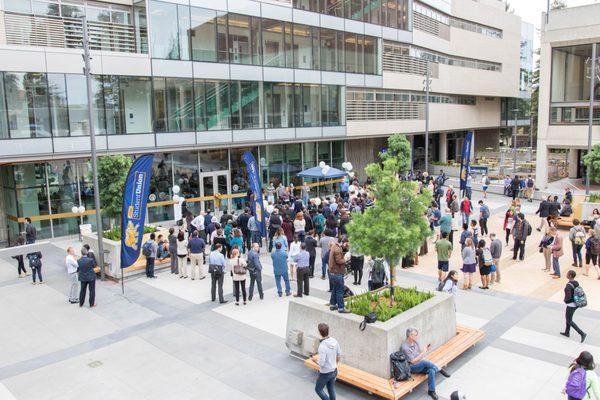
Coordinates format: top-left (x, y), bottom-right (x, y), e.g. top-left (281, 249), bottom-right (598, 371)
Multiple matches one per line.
top-left (435, 232), bottom-right (453, 282)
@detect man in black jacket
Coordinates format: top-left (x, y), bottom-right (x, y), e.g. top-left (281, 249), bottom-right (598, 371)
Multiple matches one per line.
top-left (560, 270), bottom-right (586, 342)
top-left (78, 247), bottom-right (97, 308)
top-left (304, 230), bottom-right (318, 278)
top-left (512, 213), bottom-right (531, 261)
top-left (238, 208), bottom-right (251, 252)
top-left (510, 176), bottom-right (520, 200)
top-left (535, 196), bottom-right (551, 231)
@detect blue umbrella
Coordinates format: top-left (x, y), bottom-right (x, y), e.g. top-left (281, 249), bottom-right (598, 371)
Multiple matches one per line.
top-left (297, 166), bottom-right (348, 179)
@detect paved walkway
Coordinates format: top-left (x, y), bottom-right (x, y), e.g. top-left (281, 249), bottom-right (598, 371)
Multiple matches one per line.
top-left (0, 190), bottom-right (598, 399)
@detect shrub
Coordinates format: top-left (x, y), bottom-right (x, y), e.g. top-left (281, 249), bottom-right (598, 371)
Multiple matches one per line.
top-left (346, 287), bottom-right (433, 322)
top-left (103, 225), bottom-right (157, 241)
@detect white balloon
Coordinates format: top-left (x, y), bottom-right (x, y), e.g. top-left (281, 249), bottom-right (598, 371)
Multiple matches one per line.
top-left (346, 162), bottom-right (353, 171)
top-left (172, 194), bottom-right (180, 203)
top-left (314, 197), bottom-right (322, 206)
top-left (319, 161), bottom-right (326, 168)
top-left (172, 185), bottom-right (180, 194)
top-left (322, 165), bottom-right (331, 175)
top-left (266, 204), bottom-right (274, 213)
top-left (71, 206), bottom-right (79, 214)
top-left (349, 172), bottom-right (355, 178)
top-left (78, 205), bottom-right (86, 214)
top-left (342, 162), bottom-right (348, 169)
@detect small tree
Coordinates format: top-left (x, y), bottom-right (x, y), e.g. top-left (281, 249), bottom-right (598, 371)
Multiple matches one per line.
top-left (347, 135), bottom-right (431, 304)
top-left (95, 154), bottom-right (133, 227)
top-left (583, 144), bottom-right (600, 184)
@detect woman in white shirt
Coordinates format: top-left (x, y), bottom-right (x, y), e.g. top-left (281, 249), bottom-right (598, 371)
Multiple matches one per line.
top-left (176, 231), bottom-right (189, 279)
top-left (228, 247), bottom-right (247, 305)
top-left (288, 235), bottom-right (301, 281)
top-left (441, 270), bottom-right (459, 296)
top-left (293, 212), bottom-right (306, 243)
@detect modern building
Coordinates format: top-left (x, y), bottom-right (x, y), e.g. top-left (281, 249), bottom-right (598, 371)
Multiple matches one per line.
top-left (0, 0), bottom-right (522, 240)
top-left (536, 3), bottom-right (600, 189)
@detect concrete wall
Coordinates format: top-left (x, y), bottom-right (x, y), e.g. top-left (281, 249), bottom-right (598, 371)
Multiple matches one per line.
top-left (345, 137), bottom-right (388, 181)
top-left (285, 290), bottom-right (456, 379)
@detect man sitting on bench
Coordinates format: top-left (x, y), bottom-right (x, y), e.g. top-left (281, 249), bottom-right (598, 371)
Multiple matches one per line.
top-left (400, 328), bottom-right (451, 400)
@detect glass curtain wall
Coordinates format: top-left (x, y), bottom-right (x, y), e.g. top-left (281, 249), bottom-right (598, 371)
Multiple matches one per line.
top-left (148, 153), bottom-right (174, 222)
top-left (190, 7), bottom-right (218, 62)
top-left (173, 152), bottom-right (200, 215)
top-left (230, 146), bottom-right (259, 211)
top-left (153, 77), bottom-right (194, 133)
top-left (227, 14), bottom-right (261, 65)
top-left (264, 82), bottom-right (295, 129)
top-left (551, 44), bottom-right (598, 103)
top-left (320, 28), bottom-right (344, 72)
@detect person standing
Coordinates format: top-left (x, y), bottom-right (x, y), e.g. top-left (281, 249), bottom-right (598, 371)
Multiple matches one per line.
top-left (288, 235), bottom-right (301, 282)
top-left (328, 241), bottom-right (350, 313)
top-left (12, 234), bottom-right (28, 278)
top-left (188, 231), bottom-right (206, 280)
top-left (24, 217), bottom-right (37, 244)
top-left (460, 197), bottom-right (472, 226)
top-left (209, 243), bottom-right (227, 304)
top-left (65, 247), bottom-right (79, 304)
top-left (489, 233), bottom-right (503, 284)
top-left (271, 242), bottom-right (291, 297)
top-left (476, 240), bottom-right (492, 290)
top-left (439, 211), bottom-right (453, 244)
top-left (535, 196), bottom-right (551, 232)
top-left (569, 219), bottom-right (586, 268)
top-left (564, 351), bottom-right (600, 400)
top-left (315, 323), bottom-right (341, 400)
top-left (248, 214), bottom-right (262, 246)
top-left (268, 209), bottom-right (282, 252)
top-left (560, 270), bottom-right (587, 343)
top-left (478, 200), bottom-right (489, 236)
top-left (503, 208), bottom-right (515, 247)
top-left (176, 231), bottom-right (188, 279)
top-left (539, 228), bottom-right (554, 273)
top-left (349, 249), bottom-right (365, 286)
top-left (512, 213), bottom-right (531, 261)
top-left (247, 243), bottom-right (264, 301)
top-left (510, 175), bottom-right (520, 200)
top-left (238, 208), bottom-right (251, 252)
top-left (481, 174), bottom-right (490, 199)
top-left (302, 182), bottom-right (310, 206)
top-left (144, 233), bottom-right (158, 279)
top-left (550, 227), bottom-right (563, 279)
top-left (461, 238), bottom-right (476, 290)
top-left (435, 232), bottom-right (452, 282)
top-left (26, 251), bottom-right (43, 285)
top-left (293, 243), bottom-right (311, 297)
top-left (320, 230), bottom-right (337, 280)
top-left (305, 230), bottom-right (318, 278)
top-left (229, 247), bottom-right (247, 306)
top-left (77, 247), bottom-right (96, 308)
top-left (584, 230), bottom-right (600, 279)
top-left (294, 212), bottom-right (306, 243)
top-left (524, 175), bottom-right (535, 202)
top-left (465, 174), bottom-right (473, 200)
top-left (168, 228), bottom-right (178, 274)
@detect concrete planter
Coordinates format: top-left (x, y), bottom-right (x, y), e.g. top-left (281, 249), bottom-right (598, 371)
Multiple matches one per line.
top-left (82, 227), bottom-right (169, 279)
top-left (285, 288), bottom-right (456, 379)
top-left (429, 164), bottom-right (460, 177)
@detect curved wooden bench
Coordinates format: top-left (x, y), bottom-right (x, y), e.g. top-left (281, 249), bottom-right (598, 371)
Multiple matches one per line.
top-left (304, 325), bottom-right (485, 400)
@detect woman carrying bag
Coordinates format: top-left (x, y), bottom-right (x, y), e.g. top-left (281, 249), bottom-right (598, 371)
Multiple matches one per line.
top-left (229, 246), bottom-right (247, 306)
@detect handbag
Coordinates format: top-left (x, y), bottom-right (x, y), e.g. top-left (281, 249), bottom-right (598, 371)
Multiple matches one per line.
top-left (233, 257), bottom-right (246, 275)
top-left (208, 264), bottom-right (223, 276)
top-left (359, 312), bottom-right (377, 331)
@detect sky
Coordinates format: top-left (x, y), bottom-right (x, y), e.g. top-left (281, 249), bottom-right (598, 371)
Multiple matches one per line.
top-left (511, 0), bottom-right (599, 50)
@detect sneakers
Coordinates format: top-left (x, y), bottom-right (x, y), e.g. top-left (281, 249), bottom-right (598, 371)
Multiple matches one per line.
top-left (440, 369), bottom-right (451, 378)
top-left (560, 332), bottom-right (570, 338)
top-left (329, 306), bottom-right (338, 311)
top-left (428, 391), bottom-right (439, 400)
top-left (338, 309), bottom-right (350, 314)
top-left (581, 333), bottom-right (587, 343)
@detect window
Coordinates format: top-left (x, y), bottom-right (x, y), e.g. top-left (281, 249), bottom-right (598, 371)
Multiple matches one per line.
top-left (32, 1), bottom-right (59, 16)
top-left (551, 44), bottom-right (598, 103)
top-left (148, 153), bottom-right (174, 222)
top-left (205, 80), bottom-right (231, 130)
top-left (172, 152), bottom-right (200, 215)
top-left (4, 73), bottom-right (51, 138)
top-left (294, 0), bottom-right (319, 12)
top-left (194, 80), bottom-right (206, 131)
top-left (47, 74), bottom-right (69, 137)
top-left (227, 14), bottom-right (260, 65)
top-left (0, 75), bottom-right (8, 139)
top-left (321, 0), bottom-right (342, 17)
top-left (216, 12), bottom-right (228, 63)
top-left (3, 0), bottom-right (32, 13)
top-left (239, 81), bottom-right (261, 129)
top-left (65, 74), bottom-right (89, 136)
top-left (345, 33), bottom-right (363, 73)
top-left (149, 1), bottom-right (179, 59)
top-left (262, 19), bottom-right (285, 67)
top-left (363, 36), bottom-right (377, 75)
top-left (320, 28), bottom-right (344, 72)
top-left (116, 76), bottom-right (153, 134)
top-left (264, 82), bottom-right (294, 129)
top-left (153, 77), bottom-right (194, 133)
top-left (301, 84), bottom-right (321, 127)
top-left (293, 24), bottom-right (319, 70)
top-left (345, 0), bottom-right (363, 21)
top-left (177, 4), bottom-right (191, 61)
top-left (321, 85), bottom-right (341, 126)
top-left (190, 7), bottom-right (217, 62)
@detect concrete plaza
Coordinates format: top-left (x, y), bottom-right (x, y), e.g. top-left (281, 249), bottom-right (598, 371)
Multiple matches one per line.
top-left (0, 189), bottom-right (599, 400)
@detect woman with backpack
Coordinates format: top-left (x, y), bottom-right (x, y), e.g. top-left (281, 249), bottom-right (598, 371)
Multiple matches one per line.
top-left (570, 220), bottom-right (587, 268)
top-left (228, 246), bottom-right (247, 306)
top-left (476, 240), bottom-right (492, 290)
top-left (461, 238), bottom-right (476, 290)
top-left (27, 251), bottom-right (43, 284)
top-left (565, 351), bottom-right (599, 400)
top-left (584, 230), bottom-right (600, 279)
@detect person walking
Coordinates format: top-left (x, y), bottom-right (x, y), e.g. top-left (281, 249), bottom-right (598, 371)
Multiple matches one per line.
top-left (271, 242), bottom-right (291, 297)
top-left (461, 238), bottom-right (476, 290)
top-left (478, 200), bottom-right (489, 236)
top-left (143, 233), bottom-right (158, 279)
top-left (584, 230), bottom-right (600, 279)
top-left (209, 243), bottom-right (227, 304)
top-left (569, 219), bottom-right (586, 268)
top-left (349, 248), bottom-right (365, 286)
top-left (305, 230), bottom-right (318, 278)
top-left (26, 250), bottom-right (43, 285)
top-left (188, 231), bottom-right (206, 280)
top-left (510, 175), bottom-right (520, 200)
top-left (229, 247), bottom-right (247, 306)
top-left (503, 208), bottom-right (515, 247)
top-left (435, 231), bottom-right (452, 282)
top-left (489, 233), bottom-right (502, 284)
top-left (293, 243), bottom-right (311, 297)
top-left (176, 231), bottom-right (189, 279)
top-left (512, 213), bottom-right (531, 261)
top-left (535, 196), bottom-right (552, 232)
top-left (246, 243), bottom-right (263, 301)
top-left (560, 270), bottom-right (587, 343)
top-left (77, 247), bottom-right (96, 308)
top-left (564, 351), bottom-right (600, 400)
top-left (24, 217), bottom-right (37, 244)
top-left (168, 228), bottom-right (178, 274)
top-left (65, 247), bottom-right (79, 304)
top-left (539, 227), bottom-right (554, 272)
top-left (328, 241), bottom-right (350, 313)
top-left (12, 234), bottom-right (28, 278)
top-left (315, 323), bottom-right (341, 400)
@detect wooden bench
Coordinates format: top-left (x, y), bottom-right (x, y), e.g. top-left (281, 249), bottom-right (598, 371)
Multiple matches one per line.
top-left (304, 325), bottom-right (485, 400)
top-left (555, 217), bottom-right (591, 231)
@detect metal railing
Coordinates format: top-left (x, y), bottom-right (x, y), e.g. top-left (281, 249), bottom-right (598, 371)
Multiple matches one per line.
top-left (3, 12), bottom-right (141, 53)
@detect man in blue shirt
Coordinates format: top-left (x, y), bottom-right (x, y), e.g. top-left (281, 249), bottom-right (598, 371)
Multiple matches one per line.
top-left (187, 231), bottom-right (206, 280)
top-left (293, 243), bottom-right (311, 297)
top-left (208, 243), bottom-right (226, 304)
top-left (271, 242), bottom-right (291, 297)
top-left (248, 215), bottom-right (262, 247)
top-left (247, 243), bottom-right (264, 300)
top-left (478, 200), bottom-right (490, 236)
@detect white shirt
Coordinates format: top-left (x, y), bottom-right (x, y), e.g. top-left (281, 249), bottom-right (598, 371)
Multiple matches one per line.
top-left (293, 219), bottom-right (306, 232)
top-left (191, 215), bottom-right (204, 231)
top-left (289, 241), bottom-right (301, 260)
top-left (66, 254), bottom-right (78, 274)
top-left (317, 337), bottom-right (341, 374)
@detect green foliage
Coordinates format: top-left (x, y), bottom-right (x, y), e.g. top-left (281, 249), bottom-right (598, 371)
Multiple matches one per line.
top-left (379, 134), bottom-right (411, 175)
top-left (346, 287), bottom-right (433, 322)
top-left (588, 193), bottom-right (600, 203)
top-left (96, 155), bottom-right (133, 221)
top-left (583, 144), bottom-right (600, 184)
top-left (104, 225), bottom-right (157, 241)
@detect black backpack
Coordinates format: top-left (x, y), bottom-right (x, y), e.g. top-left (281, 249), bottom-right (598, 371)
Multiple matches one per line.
top-left (390, 352), bottom-right (412, 381)
top-left (371, 259), bottom-right (386, 285)
top-left (142, 242), bottom-right (152, 257)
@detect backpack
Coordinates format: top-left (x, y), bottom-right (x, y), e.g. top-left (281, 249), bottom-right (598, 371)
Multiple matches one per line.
top-left (526, 222), bottom-right (532, 236)
top-left (569, 283), bottom-right (588, 308)
top-left (28, 253), bottom-right (42, 269)
top-left (371, 259), bottom-right (386, 285)
top-left (574, 230), bottom-right (586, 246)
top-left (484, 177), bottom-right (490, 186)
top-left (590, 236), bottom-right (600, 256)
top-left (245, 255), bottom-right (257, 274)
top-left (527, 178), bottom-right (534, 188)
top-left (482, 248), bottom-right (493, 266)
top-left (481, 206), bottom-right (490, 219)
top-left (142, 242), bottom-right (152, 257)
top-left (390, 352), bottom-right (412, 382)
top-left (233, 257), bottom-right (246, 275)
top-left (565, 367), bottom-right (587, 399)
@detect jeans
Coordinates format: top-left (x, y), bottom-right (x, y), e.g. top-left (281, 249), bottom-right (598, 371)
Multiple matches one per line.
top-left (146, 257), bottom-right (155, 278)
top-left (505, 228), bottom-right (511, 245)
top-left (251, 231), bottom-right (261, 246)
top-left (233, 280), bottom-right (247, 302)
top-left (321, 257), bottom-right (328, 278)
top-left (513, 239), bottom-right (525, 260)
top-left (565, 306), bottom-right (585, 336)
top-left (479, 218), bottom-right (488, 236)
top-left (275, 272), bottom-right (291, 296)
top-left (315, 370), bottom-right (337, 400)
top-left (461, 213), bottom-right (470, 225)
top-left (465, 187), bottom-right (472, 199)
top-left (410, 360), bottom-right (439, 392)
top-left (309, 254), bottom-right (316, 277)
top-left (329, 273), bottom-right (345, 310)
top-left (248, 271), bottom-right (263, 300)
top-left (31, 266), bottom-right (42, 283)
top-left (69, 272), bottom-right (79, 301)
top-left (170, 251), bottom-right (177, 273)
top-left (552, 257), bottom-right (561, 277)
top-left (211, 272), bottom-right (224, 302)
top-left (572, 243), bottom-right (583, 266)
top-left (268, 228), bottom-right (277, 252)
top-left (79, 280), bottom-right (95, 307)
top-left (296, 267), bottom-right (310, 296)
top-left (16, 255), bottom-right (26, 275)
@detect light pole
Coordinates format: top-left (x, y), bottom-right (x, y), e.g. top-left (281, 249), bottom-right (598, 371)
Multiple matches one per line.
top-left (82, 16), bottom-right (106, 280)
top-left (71, 205), bottom-right (86, 242)
top-left (423, 61), bottom-right (431, 173)
top-left (512, 108), bottom-right (519, 175)
top-left (586, 44), bottom-right (597, 195)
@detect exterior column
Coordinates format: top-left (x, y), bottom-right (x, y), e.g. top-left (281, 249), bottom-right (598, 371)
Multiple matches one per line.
top-left (567, 148), bottom-right (579, 178)
top-left (438, 132), bottom-right (447, 163)
top-left (535, 141), bottom-right (549, 189)
top-left (408, 135), bottom-right (414, 171)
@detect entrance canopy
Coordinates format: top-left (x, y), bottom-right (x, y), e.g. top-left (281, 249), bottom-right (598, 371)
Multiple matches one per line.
top-left (297, 166), bottom-right (347, 179)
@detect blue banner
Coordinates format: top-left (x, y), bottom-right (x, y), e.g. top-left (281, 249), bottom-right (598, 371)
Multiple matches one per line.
top-left (459, 131), bottom-right (473, 192)
top-left (120, 154), bottom-right (154, 269)
top-left (242, 152), bottom-right (266, 236)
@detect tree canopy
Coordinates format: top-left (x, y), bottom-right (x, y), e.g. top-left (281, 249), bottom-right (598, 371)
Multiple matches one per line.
top-left (583, 144), bottom-right (600, 184)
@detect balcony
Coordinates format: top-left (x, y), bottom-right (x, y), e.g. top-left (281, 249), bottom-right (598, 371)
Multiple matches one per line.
top-left (2, 12), bottom-right (146, 54)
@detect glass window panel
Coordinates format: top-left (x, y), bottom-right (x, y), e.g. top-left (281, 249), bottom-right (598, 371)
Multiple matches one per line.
top-left (331, 140), bottom-right (344, 168)
top-left (4, 73), bottom-right (51, 139)
top-left (190, 7), bottom-right (217, 62)
top-left (205, 80), bottom-right (231, 130)
top-left (173, 152), bottom-right (200, 215)
top-left (102, 76), bottom-right (119, 135)
top-left (230, 146), bottom-right (258, 211)
top-left (228, 13), bottom-right (251, 65)
top-left (87, 6), bottom-right (111, 22)
top-left (149, 1), bottom-right (179, 60)
top-left (152, 77), bottom-right (167, 132)
top-left (265, 144), bottom-right (284, 187)
top-left (318, 141), bottom-right (330, 164)
top-left (310, 26), bottom-right (320, 70)
top-left (398, 0), bottom-right (409, 30)
top-left (65, 74), bottom-right (90, 136)
top-left (4, 0), bottom-right (32, 13)
top-left (250, 16), bottom-right (261, 66)
top-left (230, 80), bottom-right (240, 130)
top-left (33, 1), bottom-right (60, 16)
top-left (286, 143), bottom-right (302, 187)
top-left (264, 82), bottom-right (294, 129)
top-left (178, 4), bottom-right (191, 61)
top-left (551, 45), bottom-right (596, 102)
top-left (320, 28), bottom-right (342, 72)
top-left (0, 74), bottom-right (8, 139)
top-left (301, 84), bottom-right (320, 127)
top-left (216, 12), bottom-right (228, 63)
top-left (363, 36), bottom-right (377, 74)
top-left (194, 80), bottom-right (206, 131)
top-left (119, 76), bottom-right (152, 134)
top-left (345, 0), bottom-right (363, 21)
top-left (46, 160), bottom-right (78, 231)
top-left (321, 0), bottom-right (343, 17)
top-left (111, 9), bottom-right (131, 25)
top-left (47, 73), bottom-right (69, 137)
top-left (199, 149), bottom-right (228, 172)
top-left (148, 153), bottom-right (174, 222)
top-left (303, 142), bottom-right (316, 169)
top-left (292, 83), bottom-right (303, 127)
top-left (240, 81), bottom-right (261, 129)
top-left (293, 24), bottom-right (314, 69)
top-left (321, 85), bottom-right (340, 126)
top-left (344, 33), bottom-right (358, 73)
top-left (134, 1), bottom-right (148, 54)
top-left (61, 4), bottom-right (84, 18)
top-left (166, 78), bottom-right (194, 132)
top-left (294, 0), bottom-right (319, 12)
top-left (284, 22), bottom-right (293, 68)
top-left (355, 35), bottom-right (364, 74)
top-left (262, 19), bottom-right (285, 68)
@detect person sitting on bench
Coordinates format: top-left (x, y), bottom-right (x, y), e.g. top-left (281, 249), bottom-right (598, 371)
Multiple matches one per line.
top-left (560, 200), bottom-right (573, 217)
top-left (400, 328), bottom-right (451, 400)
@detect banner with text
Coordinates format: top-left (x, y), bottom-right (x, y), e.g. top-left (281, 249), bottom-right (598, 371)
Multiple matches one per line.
top-left (459, 131), bottom-right (473, 193)
top-left (242, 152), bottom-right (266, 237)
